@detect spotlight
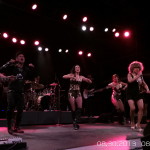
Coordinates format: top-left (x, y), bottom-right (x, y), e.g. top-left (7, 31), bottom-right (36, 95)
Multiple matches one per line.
top-left (3, 32), bottom-right (9, 38)
top-left (81, 25), bottom-right (87, 31)
top-left (114, 32), bottom-right (120, 37)
top-left (20, 40), bottom-right (25, 45)
top-left (32, 4), bottom-right (38, 10)
top-left (34, 40), bottom-right (40, 46)
top-left (78, 51), bottom-right (83, 55)
top-left (112, 28), bottom-right (116, 32)
top-left (104, 28), bottom-right (108, 32)
top-left (38, 46), bottom-right (42, 51)
top-left (124, 31), bottom-right (130, 38)
top-left (58, 49), bottom-right (62, 52)
top-left (65, 49), bottom-right (69, 53)
top-left (63, 14), bottom-right (68, 20)
top-left (87, 53), bottom-right (92, 57)
top-left (82, 16), bottom-right (87, 22)
top-left (89, 26), bottom-right (94, 31)
top-left (12, 37), bottom-right (17, 43)
top-left (45, 48), bottom-right (49, 51)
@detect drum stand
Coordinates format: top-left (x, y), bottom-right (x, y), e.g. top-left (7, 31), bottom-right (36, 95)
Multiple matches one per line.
top-left (25, 88), bottom-right (37, 111)
top-left (56, 84), bottom-right (62, 125)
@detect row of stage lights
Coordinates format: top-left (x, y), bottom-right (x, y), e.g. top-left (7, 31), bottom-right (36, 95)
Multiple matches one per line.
top-left (0, 32), bottom-right (49, 51)
top-left (58, 49), bottom-right (92, 57)
top-left (104, 28), bottom-right (131, 38)
top-left (1, 32), bottom-right (92, 57)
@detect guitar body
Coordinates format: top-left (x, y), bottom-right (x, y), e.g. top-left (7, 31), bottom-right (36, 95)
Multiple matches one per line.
top-left (83, 89), bottom-right (94, 99)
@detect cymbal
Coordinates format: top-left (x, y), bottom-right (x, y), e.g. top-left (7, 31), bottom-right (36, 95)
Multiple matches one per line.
top-left (31, 82), bottom-right (44, 89)
top-left (25, 80), bottom-right (33, 84)
top-left (50, 83), bottom-right (58, 86)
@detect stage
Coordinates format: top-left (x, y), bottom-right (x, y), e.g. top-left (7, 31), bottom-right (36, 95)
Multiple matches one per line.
top-left (0, 123), bottom-right (146, 150)
top-left (0, 111), bottom-right (148, 150)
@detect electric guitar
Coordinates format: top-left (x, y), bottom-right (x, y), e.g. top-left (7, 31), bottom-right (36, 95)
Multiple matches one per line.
top-left (83, 87), bottom-right (106, 99)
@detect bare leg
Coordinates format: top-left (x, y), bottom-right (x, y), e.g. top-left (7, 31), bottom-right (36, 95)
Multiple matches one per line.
top-left (136, 99), bottom-right (144, 128)
top-left (68, 97), bottom-right (76, 111)
top-left (128, 100), bottom-right (136, 128)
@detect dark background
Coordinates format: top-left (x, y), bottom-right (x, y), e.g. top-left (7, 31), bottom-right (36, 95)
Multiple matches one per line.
top-left (0, 0), bottom-right (150, 115)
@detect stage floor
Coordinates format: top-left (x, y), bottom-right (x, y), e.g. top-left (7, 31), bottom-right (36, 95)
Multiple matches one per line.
top-left (0, 122), bottom-right (146, 150)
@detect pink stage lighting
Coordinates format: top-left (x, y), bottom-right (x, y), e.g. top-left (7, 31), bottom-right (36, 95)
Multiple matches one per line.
top-left (124, 31), bottom-right (130, 38)
top-left (3, 32), bottom-right (9, 38)
top-left (34, 40), bottom-right (40, 46)
top-left (78, 51), bottom-right (83, 55)
top-left (12, 37), bottom-right (17, 43)
top-left (114, 32), bottom-right (120, 37)
top-left (20, 40), bottom-right (25, 45)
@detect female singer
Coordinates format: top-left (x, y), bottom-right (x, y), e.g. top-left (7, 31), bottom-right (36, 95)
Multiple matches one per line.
top-left (126, 61), bottom-right (149, 131)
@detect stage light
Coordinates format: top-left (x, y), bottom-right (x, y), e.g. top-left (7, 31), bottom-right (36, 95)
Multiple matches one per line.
top-left (124, 31), bottom-right (130, 38)
top-left (45, 48), bottom-right (49, 51)
top-left (78, 51), bottom-right (83, 55)
top-left (112, 28), bottom-right (116, 32)
top-left (3, 32), bottom-right (9, 38)
top-left (34, 40), bottom-right (40, 46)
top-left (89, 26), bottom-right (94, 31)
top-left (104, 28), bottom-right (108, 32)
top-left (63, 14), bottom-right (68, 20)
top-left (81, 25), bottom-right (87, 31)
top-left (65, 49), bottom-right (69, 53)
top-left (114, 32), bottom-right (120, 37)
top-left (20, 40), bottom-right (25, 45)
top-left (12, 37), bottom-right (17, 43)
top-left (38, 46), bottom-right (42, 51)
top-left (58, 49), bottom-right (62, 52)
top-left (82, 16), bottom-right (87, 22)
top-left (32, 4), bottom-right (37, 10)
top-left (87, 53), bottom-right (92, 57)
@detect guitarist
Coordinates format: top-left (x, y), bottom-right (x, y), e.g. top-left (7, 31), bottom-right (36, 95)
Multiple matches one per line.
top-left (106, 74), bottom-right (127, 125)
top-left (0, 51), bottom-right (37, 134)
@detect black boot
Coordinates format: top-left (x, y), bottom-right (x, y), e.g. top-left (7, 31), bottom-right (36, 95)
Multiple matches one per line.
top-left (73, 119), bottom-right (80, 130)
top-left (13, 110), bottom-right (24, 133)
top-left (73, 108), bottom-right (82, 130)
top-left (7, 109), bottom-right (14, 135)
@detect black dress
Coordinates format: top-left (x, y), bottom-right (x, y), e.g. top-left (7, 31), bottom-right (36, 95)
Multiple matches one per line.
top-left (126, 73), bottom-right (143, 101)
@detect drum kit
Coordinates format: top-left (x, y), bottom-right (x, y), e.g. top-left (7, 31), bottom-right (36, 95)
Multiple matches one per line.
top-left (24, 81), bottom-right (59, 111)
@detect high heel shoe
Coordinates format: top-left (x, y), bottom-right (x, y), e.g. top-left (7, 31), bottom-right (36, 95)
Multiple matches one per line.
top-left (135, 123), bottom-right (143, 132)
top-left (130, 123), bottom-right (135, 130)
top-left (131, 126), bottom-right (135, 130)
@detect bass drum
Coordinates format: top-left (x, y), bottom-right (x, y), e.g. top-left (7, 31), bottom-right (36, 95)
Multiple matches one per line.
top-left (37, 95), bottom-right (51, 110)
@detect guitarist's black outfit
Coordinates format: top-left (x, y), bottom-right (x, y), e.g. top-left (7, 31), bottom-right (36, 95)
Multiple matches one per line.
top-left (0, 62), bottom-right (36, 134)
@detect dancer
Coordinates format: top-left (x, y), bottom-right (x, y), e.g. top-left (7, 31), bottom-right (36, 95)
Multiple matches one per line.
top-left (106, 74), bottom-right (127, 124)
top-left (126, 61), bottom-right (149, 131)
top-left (0, 51), bottom-right (37, 134)
top-left (63, 65), bottom-right (92, 130)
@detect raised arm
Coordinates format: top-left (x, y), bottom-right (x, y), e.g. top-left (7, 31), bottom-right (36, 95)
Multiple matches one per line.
top-left (121, 82), bottom-right (128, 90)
top-left (63, 74), bottom-right (74, 79)
top-left (81, 76), bottom-right (92, 83)
top-left (127, 73), bottom-right (142, 83)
